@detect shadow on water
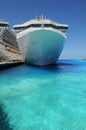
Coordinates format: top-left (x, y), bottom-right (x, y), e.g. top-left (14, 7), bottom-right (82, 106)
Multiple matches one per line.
top-left (0, 103), bottom-right (12, 130)
top-left (0, 60), bottom-right (86, 76)
top-left (27, 60), bottom-right (82, 73)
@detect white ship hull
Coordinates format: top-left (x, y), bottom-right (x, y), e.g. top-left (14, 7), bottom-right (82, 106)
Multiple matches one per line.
top-left (17, 28), bottom-right (66, 65)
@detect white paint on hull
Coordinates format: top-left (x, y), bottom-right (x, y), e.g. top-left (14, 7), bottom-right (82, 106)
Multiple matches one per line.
top-left (17, 29), bottom-right (65, 65)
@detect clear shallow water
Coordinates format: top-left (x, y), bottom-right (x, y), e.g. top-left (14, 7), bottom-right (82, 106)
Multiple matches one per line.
top-left (0, 60), bottom-right (86, 130)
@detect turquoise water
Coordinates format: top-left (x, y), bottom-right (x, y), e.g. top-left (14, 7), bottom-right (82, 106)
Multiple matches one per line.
top-left (0, 60), bottom-right (86, 130)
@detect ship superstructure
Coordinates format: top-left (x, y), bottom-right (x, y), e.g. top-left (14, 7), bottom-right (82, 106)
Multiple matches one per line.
top-left (0, 19), bottom-right (22, 61)
top-left (13, 17), bottom-right (69, 65)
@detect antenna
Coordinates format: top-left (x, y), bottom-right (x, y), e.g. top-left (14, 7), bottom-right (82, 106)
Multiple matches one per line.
top-left (36, 15), bottom-right (37, 20)
top-left (41, 14), bottom-right (43, 20)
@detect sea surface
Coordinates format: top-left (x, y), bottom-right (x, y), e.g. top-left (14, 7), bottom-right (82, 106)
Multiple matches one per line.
top-left (0, 60), bottom-right (86, 130)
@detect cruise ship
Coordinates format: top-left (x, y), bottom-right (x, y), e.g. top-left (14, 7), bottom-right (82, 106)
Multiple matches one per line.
top-left (13, 17), bottom-right (69, 65)
top-left (0, 19), bottom-right (21, 61)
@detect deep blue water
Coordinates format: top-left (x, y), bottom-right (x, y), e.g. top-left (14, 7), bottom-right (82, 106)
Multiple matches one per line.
top-left (0, 60), bottom-right (86, 130)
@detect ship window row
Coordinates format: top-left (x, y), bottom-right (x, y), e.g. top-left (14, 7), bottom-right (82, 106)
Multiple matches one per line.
top-left (2, 30), bottom-right (16, 41)
top-left (2, 30), bottom-right (17, 47)
top-left (3, 38), bottom-right (18, 48)
top-left (14, 24), bottom-right (68, 30)
top-left (0, 23), bottom-right (9, 27)
top-left (4, 29), bottom-right (15, 37)
top-left (3, 36), bottom-right (15, 43)
top-left (2, 33), bottom-right (16, 41)
top-left (3, 35), bottom-right (17, 44)
top-left (1, 31), bottom-right (16, 41)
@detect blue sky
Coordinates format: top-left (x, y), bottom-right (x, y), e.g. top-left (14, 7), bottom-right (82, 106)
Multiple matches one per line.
top-left (0, 0), bottom-right (86, 59)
